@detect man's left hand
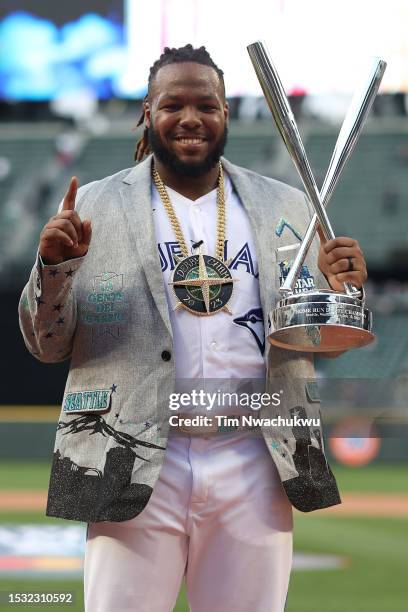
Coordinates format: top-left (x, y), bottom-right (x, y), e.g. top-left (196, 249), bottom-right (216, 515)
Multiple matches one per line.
top-left (317, 227), bottom-right (367, 292)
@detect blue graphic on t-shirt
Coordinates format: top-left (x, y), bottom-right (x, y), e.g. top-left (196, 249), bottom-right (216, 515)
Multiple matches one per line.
top-left (228, 242), bottom-right (258, 278)
top-left (233, 308), bottom-right (265, 355)
top-left (158, 241), bottom-right (184, 271)
top-left (158, 240), bottom-right (258, 278)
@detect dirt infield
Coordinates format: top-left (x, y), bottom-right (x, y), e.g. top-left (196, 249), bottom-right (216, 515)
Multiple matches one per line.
top-left (0, 491), bottom-right (407, 517)
top-left (0, 491), bottom-right (47, 511)
top-left (319, 493), bottom-right (408, 517)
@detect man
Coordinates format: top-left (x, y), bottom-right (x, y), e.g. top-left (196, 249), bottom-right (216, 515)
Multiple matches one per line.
top-left (19, 45), bottom-right (367, 612)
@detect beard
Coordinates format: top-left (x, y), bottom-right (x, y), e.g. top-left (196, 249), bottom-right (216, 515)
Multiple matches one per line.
top-left (148, 121), bottom-right (228, 178)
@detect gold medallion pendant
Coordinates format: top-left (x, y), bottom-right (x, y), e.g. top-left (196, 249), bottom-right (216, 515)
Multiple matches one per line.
top-left (153, 160), bottom-right (235, 316)
top-left (171, 252), bottom-right (234, 316)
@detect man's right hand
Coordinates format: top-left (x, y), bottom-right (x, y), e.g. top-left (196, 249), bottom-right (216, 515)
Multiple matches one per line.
top-left (39, 177), bottom-right (92, 265)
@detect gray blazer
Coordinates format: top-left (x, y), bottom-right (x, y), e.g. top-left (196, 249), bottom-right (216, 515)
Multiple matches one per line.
top-left (19, 155), bottom-right (341, 522)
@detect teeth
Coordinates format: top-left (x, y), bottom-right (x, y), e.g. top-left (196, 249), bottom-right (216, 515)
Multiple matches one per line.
top-left (178, 138), bottom-right (204, 144)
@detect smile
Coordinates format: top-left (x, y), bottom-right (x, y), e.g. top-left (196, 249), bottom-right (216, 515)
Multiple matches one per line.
top-left (174, 137), bottom-right (207, 144)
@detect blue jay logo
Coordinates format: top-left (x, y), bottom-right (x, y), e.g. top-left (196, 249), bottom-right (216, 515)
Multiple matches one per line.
top-left (233, 308), bottom-right (265, 355)
top-left (279, 260), bottom-right (315, 293)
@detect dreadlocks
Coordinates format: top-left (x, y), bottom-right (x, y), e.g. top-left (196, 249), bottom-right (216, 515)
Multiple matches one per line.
top-left (134, 44), bottom-right (225, 161)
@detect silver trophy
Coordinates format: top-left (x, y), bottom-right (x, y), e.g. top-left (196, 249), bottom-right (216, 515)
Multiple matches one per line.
top-left (247, 41), bottom-right (386, 352)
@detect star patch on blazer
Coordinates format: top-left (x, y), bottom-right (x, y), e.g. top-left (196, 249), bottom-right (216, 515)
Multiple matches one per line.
top-left (170, 253), bottom-right (235, 316)
top-left (279, 260), bottom-right (315, 293)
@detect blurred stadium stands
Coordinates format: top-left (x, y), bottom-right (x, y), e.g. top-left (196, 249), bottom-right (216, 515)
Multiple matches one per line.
top-left (306, 126), bottom-right (408, 271)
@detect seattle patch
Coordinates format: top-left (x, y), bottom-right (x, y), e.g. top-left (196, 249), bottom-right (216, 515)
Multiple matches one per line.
top-left (63, 389), bottom-right (112, 414)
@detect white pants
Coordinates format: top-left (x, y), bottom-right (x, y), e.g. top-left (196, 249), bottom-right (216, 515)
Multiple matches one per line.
top-left (84, 431), bottom-right (293, 612)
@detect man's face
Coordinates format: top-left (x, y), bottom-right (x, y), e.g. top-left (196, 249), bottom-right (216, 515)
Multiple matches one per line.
top-left (145, 62), bottom-right (229, 177)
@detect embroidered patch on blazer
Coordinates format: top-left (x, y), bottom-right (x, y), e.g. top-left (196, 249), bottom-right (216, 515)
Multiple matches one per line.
top-left (305, 381), bottom-right (321, 403)
top-left (63, 388), bottom-right (112, 414)
top-left (91, 326), bottom-right (121, 342)
top-left (278, 260), bottom-right (315, 293)
top-left (275, 217), bottom-right (302, 241)
top-left (82, 272), bottom-right (125, 336)
top-left (92, 272), bottom-right (124, 293)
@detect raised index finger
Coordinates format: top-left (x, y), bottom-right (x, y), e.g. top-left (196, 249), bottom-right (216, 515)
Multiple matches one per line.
top-left (62, 176), bottom-right (78, 211)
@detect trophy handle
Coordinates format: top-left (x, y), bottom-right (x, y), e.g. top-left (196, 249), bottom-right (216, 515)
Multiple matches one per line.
top-left (281, 57), bottom-right (386, 295)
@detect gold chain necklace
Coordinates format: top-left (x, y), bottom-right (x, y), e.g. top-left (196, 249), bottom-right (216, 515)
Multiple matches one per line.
top-left (152, 162), bottom-right (235, 316)
top-left (152, 161), bottom-right (226, 260)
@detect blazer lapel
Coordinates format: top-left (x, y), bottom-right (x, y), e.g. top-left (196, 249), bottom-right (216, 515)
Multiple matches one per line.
top-left (221, 158), bottom-right (281, 325)
top-left (119, 156), bottom-right (172, 336)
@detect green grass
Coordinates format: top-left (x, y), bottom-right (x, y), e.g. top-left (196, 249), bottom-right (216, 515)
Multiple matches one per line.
top-left (0, 512), bottom-right (67, 524)
top-left (0, 463), bottom-right (406, 611)
top-left (287, 515), bottom-right (408, 612)
top-left (1, 460), bottom-right (407, 493)
top-left (332, 463), bottom-right (408, 493)
top-left (0, 462), bottom-right (51, 490)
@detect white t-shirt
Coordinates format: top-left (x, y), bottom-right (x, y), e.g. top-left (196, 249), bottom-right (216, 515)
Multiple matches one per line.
top-left (152, 172), bottom-right (266, 381)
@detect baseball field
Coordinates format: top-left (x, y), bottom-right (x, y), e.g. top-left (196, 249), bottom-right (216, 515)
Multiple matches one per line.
top-left (0, 462), bottom-right (406, 611)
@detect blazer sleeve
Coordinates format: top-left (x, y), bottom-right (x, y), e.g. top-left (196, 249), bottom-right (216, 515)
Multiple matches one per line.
top-left (18, 253), bottom-right (86, 363)
top-left (18, 182), bottom-right (94, 363)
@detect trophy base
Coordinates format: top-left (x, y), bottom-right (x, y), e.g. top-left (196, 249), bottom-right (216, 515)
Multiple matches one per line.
top-left (268, 290), bottom-right (374, 352)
